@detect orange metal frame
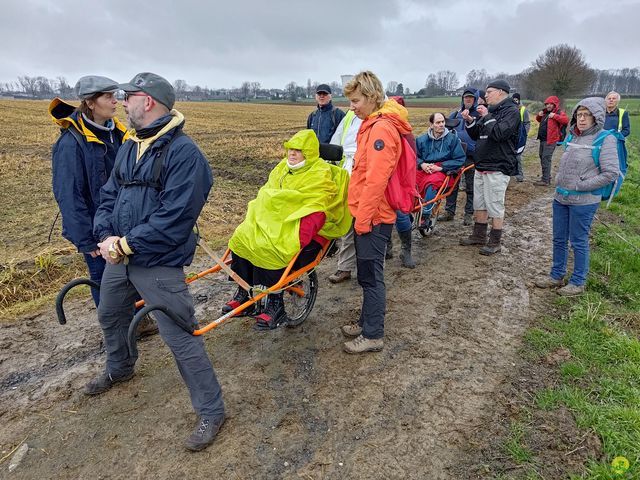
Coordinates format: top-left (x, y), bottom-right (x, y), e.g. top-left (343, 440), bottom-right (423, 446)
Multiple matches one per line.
top-left (412, 164), bottom-right (475, 216)
top-left (133, 241), bottom-right (332, 336)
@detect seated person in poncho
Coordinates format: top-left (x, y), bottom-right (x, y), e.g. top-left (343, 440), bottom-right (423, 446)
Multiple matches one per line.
top-left (223, 129), bottom-right (352, 330)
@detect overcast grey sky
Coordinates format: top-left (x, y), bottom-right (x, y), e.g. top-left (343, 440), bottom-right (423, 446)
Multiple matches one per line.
top-left (2, 0), bottom-right (638, 91)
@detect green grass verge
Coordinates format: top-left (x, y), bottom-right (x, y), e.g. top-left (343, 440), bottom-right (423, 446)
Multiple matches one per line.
top-left (519, 117), bottom-right (640, 479)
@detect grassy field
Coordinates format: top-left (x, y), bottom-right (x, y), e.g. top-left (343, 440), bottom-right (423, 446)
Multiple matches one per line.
top-left (505, 116), bottom-right (640, 478)
top-left (0, 99), bottom-right (438, 318)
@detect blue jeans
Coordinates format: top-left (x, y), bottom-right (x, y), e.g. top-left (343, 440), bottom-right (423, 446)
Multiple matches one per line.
top-left (551, 200), bottom-right (599, 286)
top-left (83, 253), bottom-right (106, 307)
top-left (395, 185), bottom-right (437, 233)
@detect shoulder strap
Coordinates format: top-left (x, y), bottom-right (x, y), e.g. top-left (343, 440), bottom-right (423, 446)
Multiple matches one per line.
top-left (116, 129), bottom-right (186, 190)
top-left (591, 130), bottom-right (612, 169)
top-left (65, 126), bottom-right (85, 147)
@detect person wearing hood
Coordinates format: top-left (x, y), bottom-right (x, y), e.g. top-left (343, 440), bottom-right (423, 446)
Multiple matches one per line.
top-left (307, 84), bottom-right (346, 143)
top-left (535, 95), bottom-right (569, 186)
top-left (441, 88), bottom-right (482, 225)
top-left (341, 71), bottom-right (413, 354)
top-left (535, 97), bottom-right (619, 296)
top-left (50, 76), bottom-right (128, 307)
top-left (460, 79), bottom-right (520, 255)
top-left (92, 72), bottom-right (224, 452)
top-left (225, 129), bottom-right (351, 328)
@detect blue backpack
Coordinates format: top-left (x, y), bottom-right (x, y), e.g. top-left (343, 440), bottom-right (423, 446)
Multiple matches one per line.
top-left (561, 129), bottom-right (627, 207)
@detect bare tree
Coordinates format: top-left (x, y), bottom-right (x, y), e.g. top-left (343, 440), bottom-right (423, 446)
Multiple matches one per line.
top-left (524, 44), bottom-right (595, 101)
top-left (306, 78), bottom-right (313, 98)
top-left (329, 81), bottom-right (342, 96)
top-left (465, 69), bottom-right (489, 89)
top-left (424, 74), bottom-right (444, 96)
top-left (436, 70), bottom-right (459, 93)
top-left (250, 81), bottom-right (261, 98)
top-left (18, 76), bottom-right (38, 97)
top-left (386, 81), bottom-right (398, 95)
top-left (56, 76), bottom-right (73, 98)
top-left (173, 79), bottom-right (189, 99)
top-left (240, 81), bottom-right (251, 100)
top-left (285, 81), bottom-right (298, 102)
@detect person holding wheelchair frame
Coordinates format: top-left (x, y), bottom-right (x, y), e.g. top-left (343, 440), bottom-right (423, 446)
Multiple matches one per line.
top-left (224, 129), bottom-right (352, 330)
top-left (91, 72), bottom-right (224, 452)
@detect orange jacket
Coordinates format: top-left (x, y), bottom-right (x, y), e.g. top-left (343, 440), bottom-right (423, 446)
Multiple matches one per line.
top-left (348, 99), bottom-right (413, 234)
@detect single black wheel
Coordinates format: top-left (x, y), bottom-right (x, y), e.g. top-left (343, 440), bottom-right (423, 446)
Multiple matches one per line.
top-left (283, 270), bottom-right (318, 328)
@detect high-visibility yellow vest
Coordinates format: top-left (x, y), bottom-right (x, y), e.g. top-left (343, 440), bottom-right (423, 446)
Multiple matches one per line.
top-left (618, 108), bottom-right (625, 132)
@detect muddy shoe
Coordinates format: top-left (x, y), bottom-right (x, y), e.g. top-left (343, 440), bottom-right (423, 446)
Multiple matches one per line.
top-left (254, 293), bottom-right (286, 331)
top-left (557, 283), bottom-right (585, 297)
top-left (463, 213), bottom-right (473, 226)
top-left (460, 222), bottom-right (488, 246)
top-left (343, 334), bottom-right (384, 354)
top-left (479, 229), bottom-right (502, 256)
top-left (329, 270), bottom-right (352, 284)
top-left (136, 314), bottom-right (159, 339)
top-left (534, 276), bottom-right (564, 288)
top-left (341, 323), bottom-right (362, 337)
top-left (84, 371), bottom-right (134, 396)
top-left (438, 210), bottom-right (455, 222)
top-left (184, 415), bottom-right (225, 452)
top-left (222, 287), bottom-right (256, 317)
top-left (534, 180), bottom-right (550, 186)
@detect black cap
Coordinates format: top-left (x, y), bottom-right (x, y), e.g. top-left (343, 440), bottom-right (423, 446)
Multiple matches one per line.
top-left (512, 92), bottom-right (521, 100)
top-left (119, 72), bottom-right (175, 110)
top-left (316, 84), bottom-right (331, 94)
top-left (486, 79), bottom-right (511, 94)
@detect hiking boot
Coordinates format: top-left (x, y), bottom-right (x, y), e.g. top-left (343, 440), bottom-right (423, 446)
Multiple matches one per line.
top-left (398, 230), bottom-right (415, 269)
top-left (385, 236), bottom-right (393, 259)
top-left (557, 283), bottom-right (585, 297)
top-left (343, 335), bottom-right (384, 354)
top-left (534, 276), bottom-right (564, 289)
top-left (329, 270), bottom-right (352, 284)
top-left (184, 415), bottom-right (225, 452)
top-left (84, 371), bottom-right (134, 396)
top-left (460, 222), bottom-right (488, 246)
top-left (438, 210), bottom-right (455, 222)
top-left (463, 213), bottom-right (474, 226)
top-left (341, 323), bottom-right (362, 338)
top-left (479, 229), bottom-right (502, 255)
top-left (136, 313), bottom-right (159, 339)
top-left (222, 287), bottom-right (256, 316)
top-left (534, 180), bottom-right (550, 186)
top-left (254, 293), bottom-right (286, 330)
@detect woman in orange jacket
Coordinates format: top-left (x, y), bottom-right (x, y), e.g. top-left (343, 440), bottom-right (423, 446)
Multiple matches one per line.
top-left (340, 71), bottom-right (413, 354)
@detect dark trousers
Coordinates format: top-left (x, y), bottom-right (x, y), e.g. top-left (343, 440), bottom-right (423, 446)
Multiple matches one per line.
top-left (354, 223), bottom-right (392, 339)
top-left (539, 142), bottom-right (556, 183)
top-left (83, 253), bottom-right (106, 307)
top-left (97, 263), bottom-right (224, 419)
top-left (445, 159), bottom-right (474, 215)
top-left (231, 241), bottom-right (323, 287)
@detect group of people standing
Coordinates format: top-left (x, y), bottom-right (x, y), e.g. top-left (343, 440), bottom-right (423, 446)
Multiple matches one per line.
top-left (49, 68), bottom-right (628, 452)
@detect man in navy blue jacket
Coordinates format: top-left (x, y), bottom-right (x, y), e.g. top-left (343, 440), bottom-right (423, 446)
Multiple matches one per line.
top-left (604, 91), bottom-right (631, 137)
top-left (307, 83), bottom-right (345, 143)
top-left (92, 72), bottom-right (224, 452)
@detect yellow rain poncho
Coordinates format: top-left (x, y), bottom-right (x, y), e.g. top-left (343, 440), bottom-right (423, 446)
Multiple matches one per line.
top-left (228, 130), bottom-right (352, 270)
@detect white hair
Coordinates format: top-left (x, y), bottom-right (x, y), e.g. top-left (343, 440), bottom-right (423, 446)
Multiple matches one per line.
top-left (606, 91), bottom-right (621, 100)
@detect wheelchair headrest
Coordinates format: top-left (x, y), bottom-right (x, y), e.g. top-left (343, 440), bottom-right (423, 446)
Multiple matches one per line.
top-left (445, 117), bottom-right (461, 129)
top-left (319, 143), bottom-right (344, 163)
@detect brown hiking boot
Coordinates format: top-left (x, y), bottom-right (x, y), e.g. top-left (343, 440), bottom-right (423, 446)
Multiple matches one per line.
top-left (438, 210), bottom-right (455, 222)
top-left (136, 314), bottom-right (159, 339)
top-left (329, 270), bottom-right (352, 284)
top-left (460, 222), bottom-right (488, 246)
top-left (479, 229), bottom-right (502, 255)
top-left (341, 323), bottom-right (362, 337)
top-left (343, 334), bottom-right (384, 354)
top-left (557, 283), bottom-right (585, 296)
top-left (534, 276), bottom-right (564, 288)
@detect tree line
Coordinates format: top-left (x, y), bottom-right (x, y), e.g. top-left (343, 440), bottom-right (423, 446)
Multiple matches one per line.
top-left (2, 45), bottom-right (638, 102)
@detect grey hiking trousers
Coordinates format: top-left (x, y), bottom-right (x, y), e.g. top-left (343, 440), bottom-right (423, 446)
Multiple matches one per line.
top-left (97, 262), bottom-right (224, 419)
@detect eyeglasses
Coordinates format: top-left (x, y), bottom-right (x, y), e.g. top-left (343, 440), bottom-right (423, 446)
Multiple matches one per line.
top-left (576, 112), bottom-right (593, 118)
top-left (123, 92), bottom-right (147, 101)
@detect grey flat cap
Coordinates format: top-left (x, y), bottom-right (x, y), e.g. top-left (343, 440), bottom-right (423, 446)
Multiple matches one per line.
top-left (74, 75), bottom-right (119, 99)
top-left (119, 72), bottom-right (175, 110)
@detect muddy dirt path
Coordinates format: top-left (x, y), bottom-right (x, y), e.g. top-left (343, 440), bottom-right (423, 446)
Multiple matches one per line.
top-left (1, 162), bottom-right (559, 479)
